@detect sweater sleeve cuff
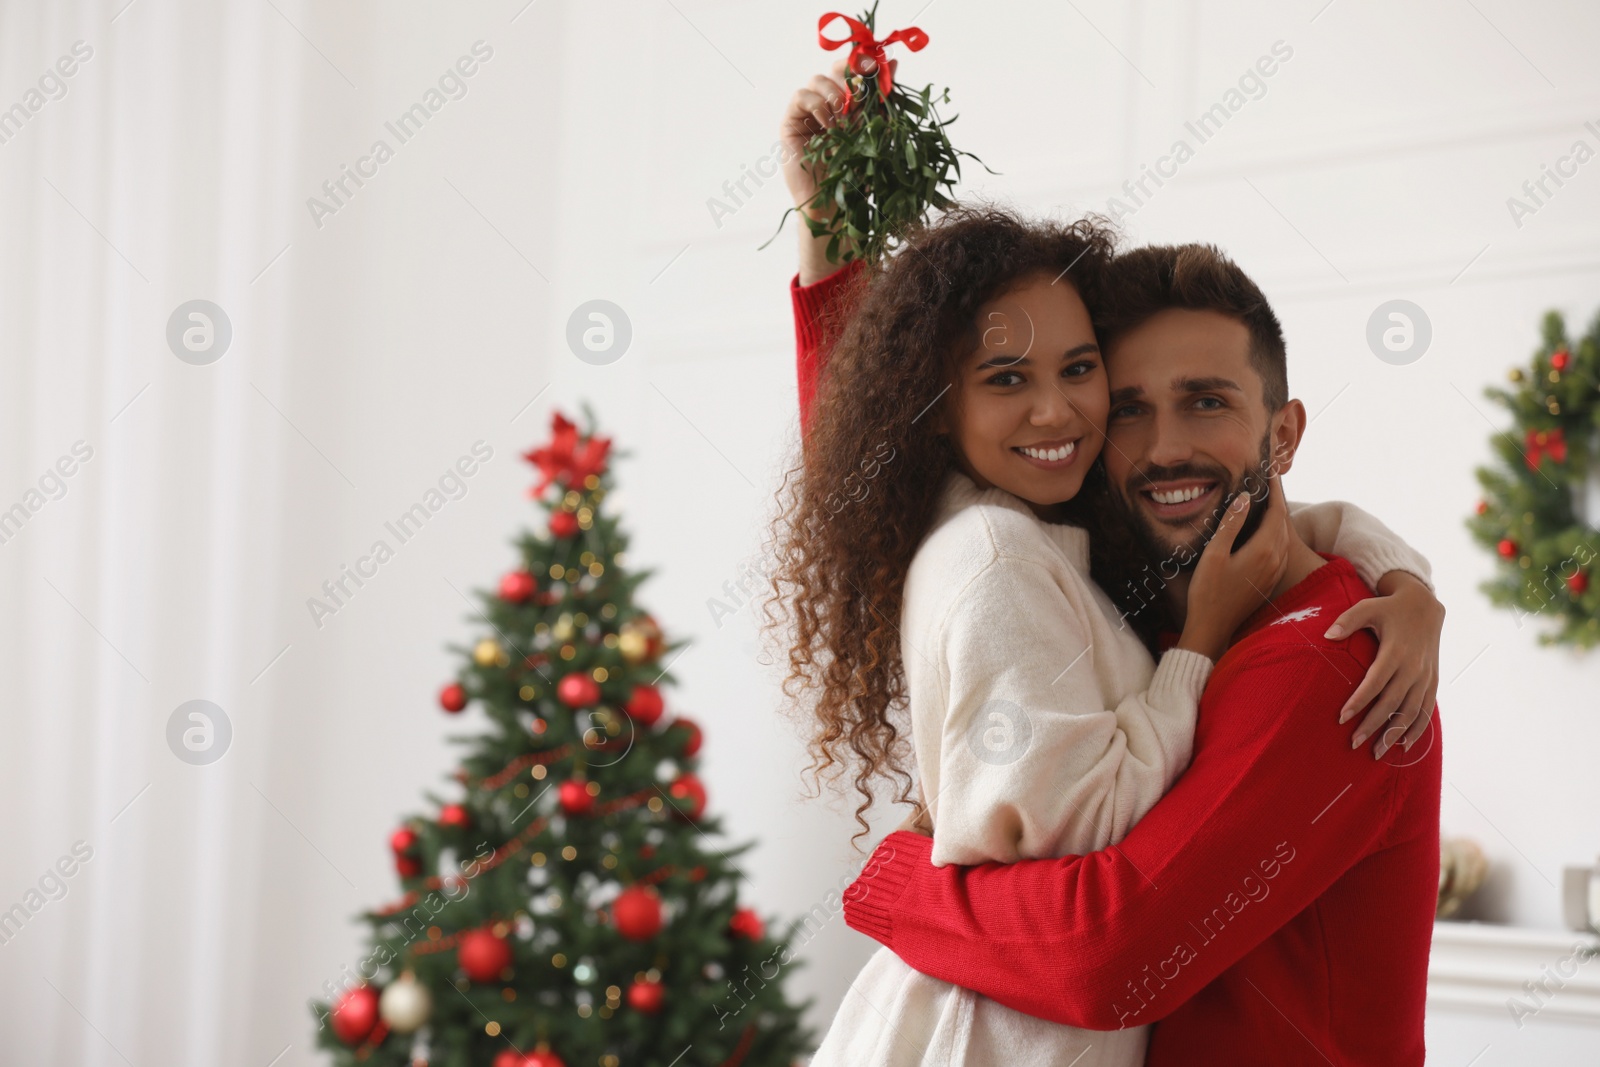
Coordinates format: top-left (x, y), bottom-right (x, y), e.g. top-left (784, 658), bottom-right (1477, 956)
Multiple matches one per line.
top-left (1345, 547), bottom-right (1434, 593)
top-left (791, 261), bottom-right (864, 350)
top-left (842, 830), bottom-right (930, 946)
top-left (1148, 647), bottom-right (1213, 710)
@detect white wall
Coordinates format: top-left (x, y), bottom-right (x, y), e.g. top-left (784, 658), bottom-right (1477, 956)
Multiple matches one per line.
top-left (1, 0), bottom-right (1598, 1064)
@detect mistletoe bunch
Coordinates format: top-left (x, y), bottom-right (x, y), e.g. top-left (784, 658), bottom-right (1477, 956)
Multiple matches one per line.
top-left (767, 3), bottom-right (989, 266)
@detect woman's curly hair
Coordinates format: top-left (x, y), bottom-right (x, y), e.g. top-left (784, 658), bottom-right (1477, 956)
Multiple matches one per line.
top-left (762, 205), bottom-right (1119, 843)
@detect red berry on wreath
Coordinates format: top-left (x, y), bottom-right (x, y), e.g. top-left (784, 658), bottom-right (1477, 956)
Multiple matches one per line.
top-left (729, 907), bottom-right (765, 941)
top-left (457, 928), bottom-right (513, 982)
top-left (438, 682), bottom-right (467, 713)
top-left (1475, 500), bottom-right (1489, 517)
top-left (1497, 539), bottom-right (1519, 559)
top-left (557, 672), bottom-right (600, 708)
top-left (389, 827), bottom-right (418, 853)
top-left (669, 772), bottom-right (707, 821)
top-left (499, 569), bottom-right (537, 603)
top-left (550, 510), bottom-right (580, 539)
top-left (669, 717), bottom-right (703, 758)
top-left (558, 779), bottom-right (594, 816)
top-left (330, 984), bottom-right (381, 1045)
top-left (627, 979), bottom-right (666, 1013)
top-left (625, 684), bottom-right (665, 726)
top-left (1569, 570), bottom-right (1590, 595)
top-left (612, 885), bottom-right (663, 941)
top-left (395, 854), bottom-right (422, 878)
top-left (438, 803), bottom-right (470, 829)
top-left (1552, 348), bottom-right (1571, 371)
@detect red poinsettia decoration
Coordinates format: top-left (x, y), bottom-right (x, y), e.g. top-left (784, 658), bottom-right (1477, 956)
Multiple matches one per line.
top-left (522, 412), bottom-right (612, 498)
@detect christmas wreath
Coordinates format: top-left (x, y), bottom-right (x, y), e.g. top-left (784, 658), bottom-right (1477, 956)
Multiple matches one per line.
top-left (1468, 307), bottom-right (1600, 648)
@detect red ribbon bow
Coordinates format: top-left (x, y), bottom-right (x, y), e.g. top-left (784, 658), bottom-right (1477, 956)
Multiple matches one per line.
top-left (818, 12), bottom-right (928, 108)
top-left (1525, 426), bottom-right (1566, 471)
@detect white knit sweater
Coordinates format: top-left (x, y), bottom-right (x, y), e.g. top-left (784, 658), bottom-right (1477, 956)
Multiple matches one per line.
top-left (810, 471), bottom-right (1432, 1067)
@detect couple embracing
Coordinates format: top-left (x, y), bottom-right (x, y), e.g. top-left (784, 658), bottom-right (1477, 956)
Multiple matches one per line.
top-left (764, 61), bottom-right (1444, 1067)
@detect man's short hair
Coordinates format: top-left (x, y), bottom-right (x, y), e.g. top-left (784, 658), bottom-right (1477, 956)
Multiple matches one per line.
top-left (1098, 244), bottom-right (1288, 413)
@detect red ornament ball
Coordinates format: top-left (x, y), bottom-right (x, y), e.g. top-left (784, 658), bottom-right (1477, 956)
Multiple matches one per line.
top-left (499, 569), bottom-right (537, 603)
top-left (496, 1052), bottom-right (565, 1067)
top-left (612, 885), bottom-right (664, 941)
top-left (1552, 348), bottom-right (1571, 371)
top-left (669, 773), bottom-right (707, 821)
top-left (557, 672), bottom-right (601, 708)
top-left (1497, 539), bottom-right (1519, 559)
top-left (330, 984), bottom-right (381, 1045)
top-left (627, 979), bottom-right (666, 1013)
top-left (438, 803), bottom-right (470, 829)
top-left (549, 510), bottom-right (580, 539)
top-left (625, 684), bottom-right (665, 726)
top-left (457, 928), bottom-right (513, 982)
top-left (729, 907), bottom-right (765, 942)
top-left (670, 717), bottom-right (703, 758)
top-left (1475, 500), bottom-right (1489, 517)
top-left (395, 854), bottom-right (422, 878)
top-left (438, 682), bottom-right (467, 713)
top-left (389, 827), bottom-right (418, 853)
top-left (1569, 570), bottom-right (1590, 595)
top-left (558, 779), bottom-right (594, 817)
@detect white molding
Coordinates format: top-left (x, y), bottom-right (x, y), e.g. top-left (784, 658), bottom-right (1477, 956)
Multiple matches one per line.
top-left (1429, 922), bottom-right (1600, 1025)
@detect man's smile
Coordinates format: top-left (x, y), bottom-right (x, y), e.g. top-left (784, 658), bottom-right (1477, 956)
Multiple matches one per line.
top-left (1138, 478), bottom-right (1221, 523)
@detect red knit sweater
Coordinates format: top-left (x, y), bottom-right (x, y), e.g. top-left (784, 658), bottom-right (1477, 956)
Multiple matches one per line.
top-left (841, 557), bottom-right (1442, 1064)
top-left (791, 267), bottom-right (1442, 1064)
top-left (790, 260), bottom-right (865, 435)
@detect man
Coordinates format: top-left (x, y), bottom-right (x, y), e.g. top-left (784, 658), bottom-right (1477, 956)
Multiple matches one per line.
top-left (828, 244), bottom-right (1443, 1065)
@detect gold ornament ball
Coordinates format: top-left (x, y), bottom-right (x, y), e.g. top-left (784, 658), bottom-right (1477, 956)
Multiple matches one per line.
top-left (474, 638), bottom-right (503, 667)
top-left (618, 616), bottom-right (663, 664)
top-left (379, 972), bottom-right (433, 1033)
top-left (1509, 368), bottom-right (1525, 382)
top-left (553, 616), bottom-right (576, 642)
top-left (618, 629), bottom-right (649, 663)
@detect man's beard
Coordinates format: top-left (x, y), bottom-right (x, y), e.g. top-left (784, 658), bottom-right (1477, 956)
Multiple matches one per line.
top-left (1114, 432), bottom-right (1276, 575)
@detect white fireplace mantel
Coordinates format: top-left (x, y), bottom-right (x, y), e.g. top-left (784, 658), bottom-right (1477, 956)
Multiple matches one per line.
top-left (1429, 921), bottom-right (1600, 1025)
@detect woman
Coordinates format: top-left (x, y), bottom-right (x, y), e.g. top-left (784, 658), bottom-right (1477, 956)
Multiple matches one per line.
top-left (764, 71), bottom-right (1443, 1067)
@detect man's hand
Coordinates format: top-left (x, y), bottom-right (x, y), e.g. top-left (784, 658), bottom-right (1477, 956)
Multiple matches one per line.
top-left (1325, 571), bottom-right (1444, 758)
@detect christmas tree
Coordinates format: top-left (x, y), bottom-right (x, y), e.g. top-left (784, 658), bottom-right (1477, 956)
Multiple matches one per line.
top-left (312, 410), bottom-right (812, 1067)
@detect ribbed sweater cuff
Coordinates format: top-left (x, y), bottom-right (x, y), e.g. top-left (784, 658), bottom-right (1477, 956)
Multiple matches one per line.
top-left (1149, 647), bottom-right (1213, 708)
top-left (842, 830), bottom-right (929, 945)
top-left (790, 267), bottom-right (851, 355)
top-left (1345, 547), bottom-right (1434, 593)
